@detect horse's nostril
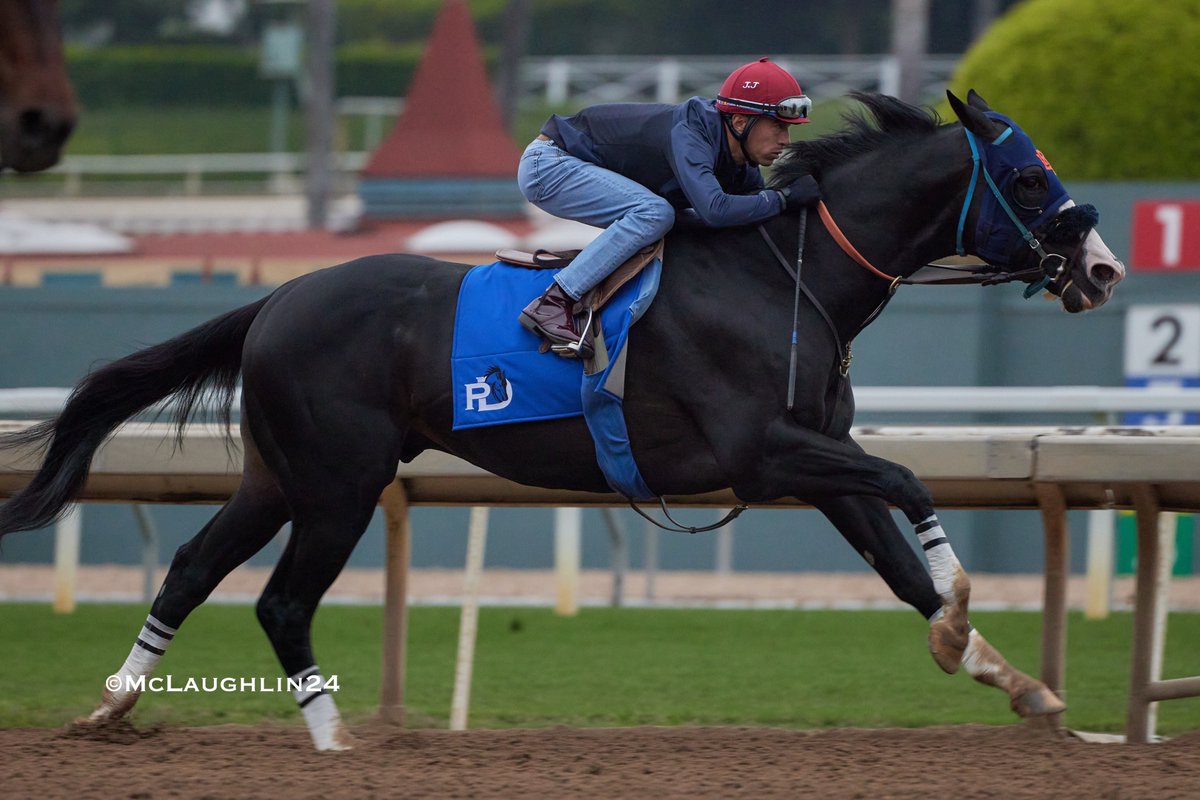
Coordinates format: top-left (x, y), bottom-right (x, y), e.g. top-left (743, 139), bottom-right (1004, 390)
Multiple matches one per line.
top-left (17, 108), bottom-right (73, 148)
top-left (18, 108), bottom-right (46, 133)
top-left (1090, 263), bottom-right (1119, 286)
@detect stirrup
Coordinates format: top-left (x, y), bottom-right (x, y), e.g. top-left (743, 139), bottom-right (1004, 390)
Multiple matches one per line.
top-left (550, 306), bottom-right (595, 358)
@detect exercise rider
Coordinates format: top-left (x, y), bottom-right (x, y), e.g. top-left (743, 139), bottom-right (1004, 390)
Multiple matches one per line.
top-left (517, 57), bottom-right (822, 358)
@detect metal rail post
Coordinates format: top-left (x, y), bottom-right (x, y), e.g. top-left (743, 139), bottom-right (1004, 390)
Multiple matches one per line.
top-left (378, 481), bottom-right (412, 725)
top-left (1126, 485), bottom-right (1172, 742)
top-left (1035, 483), bottom-right (1069, 717)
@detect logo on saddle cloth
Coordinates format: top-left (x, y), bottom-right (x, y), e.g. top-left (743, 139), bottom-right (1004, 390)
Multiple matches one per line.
top-left (464, 365), bottom-right (513, 412)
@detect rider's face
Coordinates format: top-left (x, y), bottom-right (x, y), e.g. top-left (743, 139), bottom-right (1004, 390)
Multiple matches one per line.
top-left (732, 115), bottom-right (793, 167)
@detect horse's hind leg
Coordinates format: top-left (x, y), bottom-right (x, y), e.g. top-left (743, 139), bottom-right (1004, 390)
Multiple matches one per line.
top-left (86, 448), bottom-right (289, 724)
top-left (247, 412), bottom-right (401, 750)
top-left (815, 495), bottom-right (1064, 717)
top-left (253, 488), bottom-right (388, 751)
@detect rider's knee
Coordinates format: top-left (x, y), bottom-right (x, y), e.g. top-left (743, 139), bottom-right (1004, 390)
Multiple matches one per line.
top-left (636, 196), bottom-right (675, 238)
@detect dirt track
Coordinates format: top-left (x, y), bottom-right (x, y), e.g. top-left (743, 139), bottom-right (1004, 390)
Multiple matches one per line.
top-left (4, 722), bottom-right (1199, 799)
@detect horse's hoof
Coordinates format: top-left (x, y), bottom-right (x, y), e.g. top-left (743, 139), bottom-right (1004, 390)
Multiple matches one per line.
top-left (315, 734), bottom-right (356, 752)
top-left (1011, 685), bottom-right (1067, 718)
top-left (928, 615), bottom-right (969, 674)
top-left (311, 723), bottom-right (357, 752)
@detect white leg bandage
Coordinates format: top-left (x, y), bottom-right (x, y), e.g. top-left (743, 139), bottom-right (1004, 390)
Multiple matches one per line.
top-left (291, 665), bottom-right (350, 751)
top-left (915, 515), bottom-right (961, 602)
top-left (91, 614), bottom-right (177, 720)
top-left (960, 629), bottom-right (995, 680)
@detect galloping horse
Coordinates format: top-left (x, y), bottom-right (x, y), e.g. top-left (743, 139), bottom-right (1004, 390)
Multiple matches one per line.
top-left (0, 92), bottom-right (1125, 749)
top-left (0, 0), bottom-right (76, 172)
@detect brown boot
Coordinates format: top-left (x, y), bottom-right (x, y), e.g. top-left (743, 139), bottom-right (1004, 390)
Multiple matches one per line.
top-left (518, 282), bottom-right (594, 358)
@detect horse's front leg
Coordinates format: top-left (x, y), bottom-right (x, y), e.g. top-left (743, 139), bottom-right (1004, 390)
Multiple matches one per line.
top-left (814, 493), bottom-right (1065, 717)
top-left (734, 419), bottom-right (973, 672)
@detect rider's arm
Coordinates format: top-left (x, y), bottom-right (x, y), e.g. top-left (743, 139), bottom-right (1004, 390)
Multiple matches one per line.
top-left (668, 119), bottom-right (782, 227)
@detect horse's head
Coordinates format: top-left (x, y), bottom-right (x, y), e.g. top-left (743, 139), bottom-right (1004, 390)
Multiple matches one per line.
top-left (947, 90), bottom-right (1124, 313)
top-left (0, 0), bottom-right (76, 173)
top-left (483, 365), bottom-right (509, 402)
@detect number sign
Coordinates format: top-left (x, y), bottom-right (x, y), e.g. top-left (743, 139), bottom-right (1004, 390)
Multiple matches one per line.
top-left (1124, 306), bottom-right (1200, 376)
top-left (1132, 201), bottom-right (1200, 271)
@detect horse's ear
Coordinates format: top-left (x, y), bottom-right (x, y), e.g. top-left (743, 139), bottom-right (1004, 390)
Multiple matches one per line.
top-left (966, 89), bottom-right (992, 112)
top-left (946, 90), bottom-right (1005, 141)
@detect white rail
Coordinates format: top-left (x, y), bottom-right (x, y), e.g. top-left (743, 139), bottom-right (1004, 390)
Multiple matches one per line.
top-left (520, 54), bottom-right (961, 105)
top-left (38, 152), bottom-right (370, 197)
top-left (5, 386), bottom-right (1200, 417)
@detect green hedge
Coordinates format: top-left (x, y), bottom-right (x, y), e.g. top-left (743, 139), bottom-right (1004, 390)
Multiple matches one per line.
top-left (66, 44), bottom-right (429, 108)
top-left (949, 0), bottom-right (1200, 179)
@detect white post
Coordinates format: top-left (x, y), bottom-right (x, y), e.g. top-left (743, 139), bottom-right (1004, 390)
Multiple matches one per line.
top-left (644, 519), bottom-right (658, 602)
top-left (53, 504), bottom-right (82, 614)
top-left (1085, 509), bottom-right (1116, 620)
top-left (715, 511), bottom-right (734, 576)
top-left (554, 507), bottom-right (581, 616)
top-left (879, 56), bottom-right (900, 97)
top-left (546, 58), bottom-right (570, 104)
top-left (450, 506), bottom-right (489, 731)
top-left (656, 58), bottom-right (681, 103)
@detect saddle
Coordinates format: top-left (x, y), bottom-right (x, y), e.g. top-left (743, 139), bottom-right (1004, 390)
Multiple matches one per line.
top-left (496, 240), bottom-right (664, 315)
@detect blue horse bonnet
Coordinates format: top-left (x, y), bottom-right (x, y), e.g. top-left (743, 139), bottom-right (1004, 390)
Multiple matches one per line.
top-left (969, 111), bottom-right (1071, 265)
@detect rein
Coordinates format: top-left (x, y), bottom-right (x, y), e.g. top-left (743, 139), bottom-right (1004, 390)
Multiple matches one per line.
top-left (816, 201), bottom-right (902, 290)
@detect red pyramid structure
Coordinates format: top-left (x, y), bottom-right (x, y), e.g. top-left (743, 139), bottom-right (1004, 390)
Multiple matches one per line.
top-left (362, 0), bottom-right (523, 178)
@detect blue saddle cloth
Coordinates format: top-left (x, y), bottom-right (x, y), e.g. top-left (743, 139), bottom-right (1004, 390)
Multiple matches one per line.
top-left (451, 260), bottom-right (660, 499)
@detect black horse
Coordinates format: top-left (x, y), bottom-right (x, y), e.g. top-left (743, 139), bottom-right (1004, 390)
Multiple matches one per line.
top-left (0, 92), bottom-right (1124, 749)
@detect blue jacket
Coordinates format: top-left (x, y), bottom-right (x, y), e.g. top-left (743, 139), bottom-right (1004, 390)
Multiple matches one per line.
top-left (541, 97), bottom-right (784, 227)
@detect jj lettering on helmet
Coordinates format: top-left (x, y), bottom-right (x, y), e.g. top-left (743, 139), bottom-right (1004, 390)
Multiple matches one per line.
top-left (716, 57), bottom-right (811, 124)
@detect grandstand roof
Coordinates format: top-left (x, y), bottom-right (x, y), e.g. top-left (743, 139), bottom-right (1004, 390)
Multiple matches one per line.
top-left (361, 0), bottom-right (523, 179)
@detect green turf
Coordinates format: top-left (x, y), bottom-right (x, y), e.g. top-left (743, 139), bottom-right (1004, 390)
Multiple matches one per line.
top-left (1, 604), bottom-right (1196, 733)
top-left (62, 106), bottom-right (394, 156)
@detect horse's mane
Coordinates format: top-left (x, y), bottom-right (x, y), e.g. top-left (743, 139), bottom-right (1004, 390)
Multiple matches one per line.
top-left (769, 91), bottom-right (942, 188)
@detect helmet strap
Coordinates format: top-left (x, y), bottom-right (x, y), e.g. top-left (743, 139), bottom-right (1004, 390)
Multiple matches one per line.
top-left (722, 113), bottom-right (761, 165)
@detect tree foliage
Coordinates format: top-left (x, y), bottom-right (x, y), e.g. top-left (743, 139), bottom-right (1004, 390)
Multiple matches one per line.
top-left (62, 0), bottom-right (1017, 55)
top-left (949, 0), bottom-right (1200, 179)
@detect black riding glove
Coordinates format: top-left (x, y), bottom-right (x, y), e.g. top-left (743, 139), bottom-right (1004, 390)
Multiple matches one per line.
top-left (775, 175), bottom-right (821, 212)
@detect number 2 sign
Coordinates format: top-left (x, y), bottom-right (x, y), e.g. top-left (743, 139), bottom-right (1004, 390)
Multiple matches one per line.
top-left (1124, 305), bottom-right (1200, 376)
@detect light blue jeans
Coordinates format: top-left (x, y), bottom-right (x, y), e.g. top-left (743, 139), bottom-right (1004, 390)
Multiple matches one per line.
top-left (517, 138), bottom-right (675, 300)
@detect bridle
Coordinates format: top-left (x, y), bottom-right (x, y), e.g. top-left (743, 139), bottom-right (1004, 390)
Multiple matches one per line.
top-left (813, 123), bottom-right (1093, 300)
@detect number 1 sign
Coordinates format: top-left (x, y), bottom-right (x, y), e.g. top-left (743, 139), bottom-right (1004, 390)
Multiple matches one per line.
top-left (1132, 201), bottom-right (1200, 271)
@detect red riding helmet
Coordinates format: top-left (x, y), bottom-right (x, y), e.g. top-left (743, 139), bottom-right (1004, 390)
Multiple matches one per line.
top-left (716, 57), bottom-right (811, 124)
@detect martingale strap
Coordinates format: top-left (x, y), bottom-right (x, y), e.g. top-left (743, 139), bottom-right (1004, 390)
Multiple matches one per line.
top-left (629, 496), bottom-right (748, 534)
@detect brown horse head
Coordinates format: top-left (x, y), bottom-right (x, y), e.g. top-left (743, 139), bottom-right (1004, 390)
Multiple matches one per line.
top-left (0, 0), bottom-right (76, 172)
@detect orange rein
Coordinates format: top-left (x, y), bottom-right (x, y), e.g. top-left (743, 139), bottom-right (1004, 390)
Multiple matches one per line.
top-left (816, 200), bottom-right (903, 291)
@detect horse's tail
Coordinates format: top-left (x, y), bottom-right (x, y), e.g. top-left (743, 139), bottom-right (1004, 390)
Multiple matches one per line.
top-left (0, 295), bottom-right (272, 538)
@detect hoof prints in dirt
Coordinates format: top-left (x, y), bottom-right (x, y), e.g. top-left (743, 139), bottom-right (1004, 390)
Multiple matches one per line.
top-left (5, 724), bottom-right (1200, 799)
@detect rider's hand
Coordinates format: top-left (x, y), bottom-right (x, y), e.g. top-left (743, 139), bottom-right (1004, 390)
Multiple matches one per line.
top-left (775, 175), bottom-right (821, 212)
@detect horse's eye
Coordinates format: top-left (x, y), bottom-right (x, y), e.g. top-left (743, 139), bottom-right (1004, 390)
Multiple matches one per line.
top-left (1012, 167), bottom-right (1048, 210)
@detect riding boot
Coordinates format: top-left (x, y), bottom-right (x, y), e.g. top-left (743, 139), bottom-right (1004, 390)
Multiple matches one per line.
top-left (519, 281), bottom-right (594, 359)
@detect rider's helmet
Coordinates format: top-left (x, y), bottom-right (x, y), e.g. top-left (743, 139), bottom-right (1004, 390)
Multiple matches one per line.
top-left (716, 58), bottom-right (811, 124)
